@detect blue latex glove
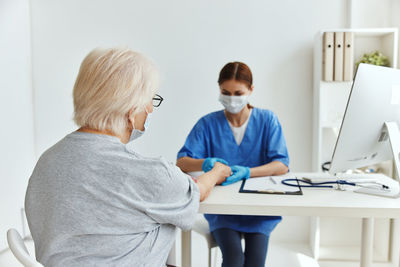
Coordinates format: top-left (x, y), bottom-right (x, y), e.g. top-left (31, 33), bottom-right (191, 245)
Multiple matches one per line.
top-left (202, 157), bottom-right (229, 172)
top-left (222, 165), bottom-right (250, 186)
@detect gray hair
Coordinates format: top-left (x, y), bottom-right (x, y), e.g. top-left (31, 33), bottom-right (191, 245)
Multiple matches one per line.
top-left (73, 47), bottom-right (159, 136)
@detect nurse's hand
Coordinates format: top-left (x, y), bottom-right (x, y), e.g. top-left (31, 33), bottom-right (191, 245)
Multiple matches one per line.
top-left (221, 165), bottom-right (250, 186)
top-left (212, 162), bottom-right (232, 184)
top-left (202, 157), bottom-right (229, 172)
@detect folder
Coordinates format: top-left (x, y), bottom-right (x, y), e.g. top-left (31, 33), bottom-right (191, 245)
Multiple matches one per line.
top-left (323, 32), bottom-right (334, 81)
top-left (239, 176), bottom-right (303, 195)
top-left (334, 32), bottom-right (344, 81)
top-left (343, 32), bottom-right (354, 81)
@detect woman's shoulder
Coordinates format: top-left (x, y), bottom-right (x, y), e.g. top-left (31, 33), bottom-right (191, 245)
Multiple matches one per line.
top-left (190, 110), bottom-right (225, 131)
top-left (128, 155), bottom-right (194, 196)
top-left (252, 107), bottom-right (277, 121)
top-left (199, 110), bottom-right (225, 123)
top-left (125, 153), bottom-right (179, 179)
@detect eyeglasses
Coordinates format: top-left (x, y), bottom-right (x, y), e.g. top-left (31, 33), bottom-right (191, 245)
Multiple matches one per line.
top-left (152, 94), bottom-right (164, 107)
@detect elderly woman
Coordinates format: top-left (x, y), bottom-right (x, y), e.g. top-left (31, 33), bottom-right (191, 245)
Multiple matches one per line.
top-left (25, 47), bottom-right (230, 267)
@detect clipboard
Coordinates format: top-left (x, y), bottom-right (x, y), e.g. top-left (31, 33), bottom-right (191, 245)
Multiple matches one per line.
top-left (239, 176), bottom-right (303, 195)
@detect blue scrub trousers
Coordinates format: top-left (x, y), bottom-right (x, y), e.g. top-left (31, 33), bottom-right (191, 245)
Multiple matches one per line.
top-left (212, 228), bottom-right (270, 267)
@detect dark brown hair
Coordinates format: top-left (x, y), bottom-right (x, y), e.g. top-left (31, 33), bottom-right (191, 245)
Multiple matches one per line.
top-left (218, 61), bottom-right (253, 88)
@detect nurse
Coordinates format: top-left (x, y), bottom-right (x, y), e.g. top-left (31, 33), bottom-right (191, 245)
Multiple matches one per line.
top-left (176, 62), bottom-right (289, 267)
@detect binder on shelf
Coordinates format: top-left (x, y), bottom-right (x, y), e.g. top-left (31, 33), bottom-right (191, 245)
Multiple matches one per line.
top-left (323, 32), bottom-right (334, 81)
top-left (343, 32), bottom-right (354, 81)
top-left (334, 32), bottom-right (344, 81)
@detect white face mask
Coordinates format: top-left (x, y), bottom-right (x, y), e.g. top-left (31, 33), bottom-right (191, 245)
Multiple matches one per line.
top-left (219, 94), bottom-right (249, 114)
top-left (128, 110), bottom-right (151, 142)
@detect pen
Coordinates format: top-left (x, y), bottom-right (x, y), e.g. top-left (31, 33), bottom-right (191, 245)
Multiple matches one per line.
top-left (257, 189), bottom-right (285, 194)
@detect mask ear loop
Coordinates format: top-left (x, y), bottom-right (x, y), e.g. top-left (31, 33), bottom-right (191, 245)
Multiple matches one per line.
top-left (246, 86), bottom-right (253, 109)
top-left (127, 110), bottom-right (135, 132)
top-left (125, 112), bottom-right (136, 151)
top-left (128, 106), bottom-right (145, 132)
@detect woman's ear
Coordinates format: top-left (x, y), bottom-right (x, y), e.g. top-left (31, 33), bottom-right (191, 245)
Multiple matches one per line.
top-left (128, 108), bottom-right (135, 130)
top-left (249, 85), bottom-right (254, 94)
top-left (146, 102), bottom-right (154, 114)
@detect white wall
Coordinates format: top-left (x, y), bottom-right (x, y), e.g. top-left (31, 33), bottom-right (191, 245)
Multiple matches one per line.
top-left (349, 0), bottom-right (394, 28)
top-left (391, 0), bottom-right (400, 68)
top-left (0, 0), bottom-right (35, 250)
top-left (31, 0), bottom-right (348, 170)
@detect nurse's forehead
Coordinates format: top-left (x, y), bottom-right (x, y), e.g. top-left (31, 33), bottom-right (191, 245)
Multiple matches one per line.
top-left (219, 80), bottom-right (248, 91)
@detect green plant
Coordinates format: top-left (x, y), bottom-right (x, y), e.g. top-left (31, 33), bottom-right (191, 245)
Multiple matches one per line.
top-left (356, 51), bottom-right (390, 68)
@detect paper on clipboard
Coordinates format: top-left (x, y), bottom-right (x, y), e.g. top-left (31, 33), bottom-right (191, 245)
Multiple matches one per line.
top-left (243, 176), bottom-right (300, 193)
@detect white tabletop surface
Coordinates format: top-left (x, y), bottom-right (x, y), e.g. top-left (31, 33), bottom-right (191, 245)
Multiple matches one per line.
top-left (198, 172), bottom-right (400, 218)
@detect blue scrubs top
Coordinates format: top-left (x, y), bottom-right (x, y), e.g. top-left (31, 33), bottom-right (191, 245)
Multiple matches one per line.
top-left (177, 107), bottom-right (290, 236)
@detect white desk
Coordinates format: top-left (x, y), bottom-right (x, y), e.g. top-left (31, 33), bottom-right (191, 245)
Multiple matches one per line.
top-left (181, 173), bottom-right (400, 267)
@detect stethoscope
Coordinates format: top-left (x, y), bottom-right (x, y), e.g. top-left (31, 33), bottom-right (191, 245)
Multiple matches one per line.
top-left (281, 178), bottom-right (390, 191)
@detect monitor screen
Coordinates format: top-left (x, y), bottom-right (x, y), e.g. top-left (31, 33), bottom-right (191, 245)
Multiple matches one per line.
top-left (330, 64), bottom-right (400, 175)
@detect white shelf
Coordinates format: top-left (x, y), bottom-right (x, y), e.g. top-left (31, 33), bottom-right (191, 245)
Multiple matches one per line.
top-left (319, 261), bottom-right (397, 267)
top-left (319, 28), bottom-right (398, 34)
top-left (312, 28), bottom-right (398, 264)
top-left (319, 245), bottom-right (388, 262)
top-left (321, 122), bottom-right (341, 129)
top-left (313, 28), bottom-right (398, 171)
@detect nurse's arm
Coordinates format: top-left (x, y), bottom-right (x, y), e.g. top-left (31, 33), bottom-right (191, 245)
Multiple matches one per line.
top-left (176, 156), bottom-right (204, 172)
top-left (196, 162), bottom-right (231, 201)
top-left (249, 161), bottom-right (289, 178)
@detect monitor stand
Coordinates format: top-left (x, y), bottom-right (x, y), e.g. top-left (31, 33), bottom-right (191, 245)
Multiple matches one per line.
top-left (354, 122), bottom-right (400, 198)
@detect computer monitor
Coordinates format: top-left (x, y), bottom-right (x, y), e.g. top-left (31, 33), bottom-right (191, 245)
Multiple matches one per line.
top-left (329, 64), bottom-right (400, 184)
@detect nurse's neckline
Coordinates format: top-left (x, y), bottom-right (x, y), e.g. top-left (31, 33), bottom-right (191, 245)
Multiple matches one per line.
top-left (224, 105), bottom-right (253, 127)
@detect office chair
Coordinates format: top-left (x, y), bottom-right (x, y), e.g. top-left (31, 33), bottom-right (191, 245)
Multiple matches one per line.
top-left (6, 228), bottom-right (43, 267)
top-left (192, 215), bottom-right (218, 267)
top-left (192, 215), bottom-right (248, 267)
